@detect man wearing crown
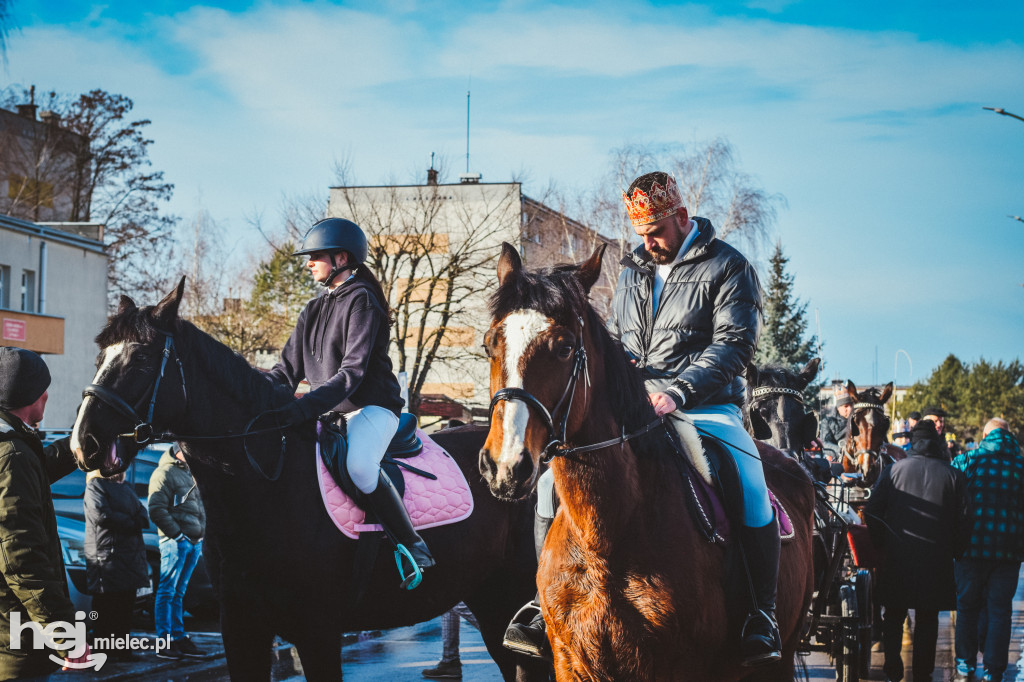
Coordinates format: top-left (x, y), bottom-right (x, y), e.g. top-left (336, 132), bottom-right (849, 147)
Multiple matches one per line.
top-left (506, 170), bottom-right (777, 666)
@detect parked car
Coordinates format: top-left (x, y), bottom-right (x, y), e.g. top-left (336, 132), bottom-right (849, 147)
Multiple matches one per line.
top-left (44, 434), bottom-right (217, 619)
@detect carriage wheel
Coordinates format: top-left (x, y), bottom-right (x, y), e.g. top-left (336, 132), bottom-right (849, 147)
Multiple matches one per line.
top-left (854, 569), bottom-right (873, 673)
top-left (835, 584), bottom-right (860, 682)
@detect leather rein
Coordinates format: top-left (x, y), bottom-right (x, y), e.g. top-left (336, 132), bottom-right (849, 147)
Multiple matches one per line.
top-left (82, 333), bottom-right (287, 448)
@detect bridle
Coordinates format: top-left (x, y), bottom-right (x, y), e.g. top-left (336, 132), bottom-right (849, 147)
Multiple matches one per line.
top-left (81, 332), bottom-right (290, 479)
top-left (82, 334), bottom-right (186, 446)
top-left (843, 400), bottom-right (895, 472)
top-left (487, 315), bottom-right (664, 463)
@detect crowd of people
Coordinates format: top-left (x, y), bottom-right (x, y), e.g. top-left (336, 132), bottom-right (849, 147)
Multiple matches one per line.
top-left (816, 388), bottom-right (1022, 682)
top-left (0, 163), bottom-right (1019, 682)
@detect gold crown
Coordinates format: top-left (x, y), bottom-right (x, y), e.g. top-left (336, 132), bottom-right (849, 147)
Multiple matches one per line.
top-left (622, 175), bottom-right (683, 226)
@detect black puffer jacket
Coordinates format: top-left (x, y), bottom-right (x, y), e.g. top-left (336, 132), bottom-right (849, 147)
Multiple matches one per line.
top-left (865, 419), bottom-right (968, 610)
top-left (267, 276), bottom-right (404, 419)
top-left (84, 476), bottom-right (150, 595)
top-left (608, 217), bottom-right (762, 408)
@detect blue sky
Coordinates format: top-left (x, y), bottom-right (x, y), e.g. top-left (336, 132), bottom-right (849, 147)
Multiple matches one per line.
top-left (3, 0), bottom-right (1022, 389)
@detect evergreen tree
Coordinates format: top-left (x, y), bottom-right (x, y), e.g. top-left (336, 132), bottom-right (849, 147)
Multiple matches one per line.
top-left (248, 240), bottom-right (319, 349)
top-left (900, 354), bottom-right (1023, 442)
top-left (754, 241), bottom-right (819, 370)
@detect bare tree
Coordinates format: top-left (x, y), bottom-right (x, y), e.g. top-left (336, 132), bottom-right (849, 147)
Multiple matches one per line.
top-left (331, 165), bottom-right (520, 414)
top-left (0, 86), bottom-right (177, 310)
top-left (569, 140), bottom-right (784, 270)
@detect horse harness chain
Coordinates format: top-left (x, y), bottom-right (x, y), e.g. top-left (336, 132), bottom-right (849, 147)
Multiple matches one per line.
top-left (487, 315), bottom-right (665, 463)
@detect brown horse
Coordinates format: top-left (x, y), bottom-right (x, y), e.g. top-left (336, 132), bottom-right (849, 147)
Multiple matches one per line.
top-left (839, 380), bottom-right (905, 488)
top-left (477, 245), bottom-right (815, 681)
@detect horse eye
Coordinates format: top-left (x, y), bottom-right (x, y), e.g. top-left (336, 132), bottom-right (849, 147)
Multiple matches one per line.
top-left (557, 345), bottom-right (573, 360)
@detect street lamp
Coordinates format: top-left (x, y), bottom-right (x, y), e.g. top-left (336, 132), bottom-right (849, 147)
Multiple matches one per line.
top-left (984, 107), bottom-right (1024, 123)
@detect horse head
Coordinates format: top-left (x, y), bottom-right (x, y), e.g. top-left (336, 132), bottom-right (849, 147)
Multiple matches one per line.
top-left (746, 358), bottom-right (820, 452)
top-left (842, 379), bottom-right (894, 485)
top-left (478, 243), bottom-right (608, 501)
top-left (71, 278), bottom-right (188, 476)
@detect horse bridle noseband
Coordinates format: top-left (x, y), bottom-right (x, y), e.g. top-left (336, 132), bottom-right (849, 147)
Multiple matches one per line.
top-left (843, 401), bottom-right (895, 468)
top-left (82, 335), bottom-right (187, 446)
top-left (750, 386), bottom-right (804, 405)
top-left (488, 316), bottom-right (590, 463)
top-left (81, 333), bottom-right (290, 480)
top-left (487, 316), bottom-right (665, 462)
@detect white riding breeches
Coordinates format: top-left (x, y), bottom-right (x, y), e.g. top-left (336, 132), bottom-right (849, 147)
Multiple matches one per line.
top-left (344, 405), bottom-right (400, 494)
top-left (669, 404), bottom-right (773, 528)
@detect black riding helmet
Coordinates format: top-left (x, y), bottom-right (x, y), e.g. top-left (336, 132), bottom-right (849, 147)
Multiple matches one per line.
top-left (293, 218), bottom-right (368, 264)
top-left (294, 218), bottom-right (369, 287)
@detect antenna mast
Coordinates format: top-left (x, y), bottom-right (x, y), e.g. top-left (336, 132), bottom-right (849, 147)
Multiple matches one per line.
top-left (465, 90), bottom-right (471, 173)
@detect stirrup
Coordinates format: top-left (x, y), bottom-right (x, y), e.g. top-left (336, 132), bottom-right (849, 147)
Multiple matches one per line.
top-left (739, 609), bottom-right (781, 666)
top-left (394, 544), bottom-right (423, 590)
top-left (503, 602), bottom-right (550, 660)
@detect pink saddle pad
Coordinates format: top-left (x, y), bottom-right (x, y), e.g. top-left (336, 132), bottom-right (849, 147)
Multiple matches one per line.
top-left (316, 429), bottom-right (474, 540)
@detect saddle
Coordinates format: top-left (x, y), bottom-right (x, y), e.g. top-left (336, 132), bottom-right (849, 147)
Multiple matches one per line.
top-left (667, 417), bottom-right (794, 544)
top-left (314, 415), bottom-right (473, 539)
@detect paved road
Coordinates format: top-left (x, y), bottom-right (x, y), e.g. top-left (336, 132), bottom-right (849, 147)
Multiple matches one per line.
top-left (82, 567), bottom-right (1024, 680)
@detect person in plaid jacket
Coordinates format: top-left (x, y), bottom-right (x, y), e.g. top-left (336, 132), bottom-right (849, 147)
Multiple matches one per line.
top-left (951, 418), bottom-right (1024, 682)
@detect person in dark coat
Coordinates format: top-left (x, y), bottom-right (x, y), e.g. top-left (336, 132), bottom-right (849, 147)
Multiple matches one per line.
top-left (84, 469), bottom-right (150, 661)
top-left (0, 347), bottom-right (91, 679)
top-left (866, 418), bottom-right (969, 682)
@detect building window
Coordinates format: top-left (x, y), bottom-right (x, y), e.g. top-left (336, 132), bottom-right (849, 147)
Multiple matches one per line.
top-left (21, 270), bottom-right (35, 313)
top-left (0, 265), bottom-right (9, 309)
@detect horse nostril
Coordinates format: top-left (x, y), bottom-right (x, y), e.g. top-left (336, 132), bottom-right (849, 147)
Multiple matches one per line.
top-left (478, 449), bottom-right (496, 479)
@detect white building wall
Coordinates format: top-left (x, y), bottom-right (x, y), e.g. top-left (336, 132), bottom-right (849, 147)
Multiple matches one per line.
top-left (0, 217), bottom-right (107, 427)
top-left (328, 182), bottom-right (522, 408)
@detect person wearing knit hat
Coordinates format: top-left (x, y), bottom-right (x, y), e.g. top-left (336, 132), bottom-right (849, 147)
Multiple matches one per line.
top-left (0, 346), bottom-right (52, 417)
top-left (0, 347), bottom-right (93, 676)
top-left (820, 387), bottom-right (855, 460)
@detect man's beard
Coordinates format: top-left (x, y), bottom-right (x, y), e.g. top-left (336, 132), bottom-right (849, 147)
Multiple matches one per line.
top-left (649, 245), bottom-right (679, 264)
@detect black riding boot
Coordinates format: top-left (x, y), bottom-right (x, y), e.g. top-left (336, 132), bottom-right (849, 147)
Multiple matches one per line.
top-left (364, 473), bottom-right (436, 581)
top-left (739, 514), bottom-right (782, 666)
top-left (503, 511), bottom-right (554, 659)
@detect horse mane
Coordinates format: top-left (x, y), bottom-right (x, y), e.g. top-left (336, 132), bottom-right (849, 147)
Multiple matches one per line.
top-left (96, 304), bottom-right (286, 414)
top-left (489, 263), bottom-right (661, 445)
top-left (748, 364), bottom-right (800, 390)
top-left (856, 386), bottom-right (887, 404)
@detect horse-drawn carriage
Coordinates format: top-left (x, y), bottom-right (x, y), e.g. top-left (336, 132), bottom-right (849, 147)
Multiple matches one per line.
top-left (801, 473), bottom-right (875, 682)
top-left (747, 363), bottom-right (897, 682)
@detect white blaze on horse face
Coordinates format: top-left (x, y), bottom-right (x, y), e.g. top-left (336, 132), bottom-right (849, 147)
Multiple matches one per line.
top-left (71, 343), bottom-right (127, 453)
top-left (498, 310), bottom-right (551, 469)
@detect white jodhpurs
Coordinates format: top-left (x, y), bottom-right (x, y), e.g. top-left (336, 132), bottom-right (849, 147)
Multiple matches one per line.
top-left (344, 405), bottom-right (400, 494)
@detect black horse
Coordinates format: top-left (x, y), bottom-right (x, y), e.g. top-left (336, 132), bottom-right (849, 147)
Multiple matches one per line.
top-left (70, 279), bottom-right (545, 681)
top-left (745, 358), bottom-right (821, 453)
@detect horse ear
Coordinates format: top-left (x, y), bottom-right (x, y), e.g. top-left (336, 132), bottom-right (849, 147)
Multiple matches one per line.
top-left (497, 243), bottom-right (522, 287)
top-left (745, 363), bottom-right (760, 392)
top-left (576, 244), bottom-right (606, 293)
top-left (797, 358), bottom-right (820, 389)
top-left (844, 380), bottom-right (858, 401)
top-left (117, 295), bottom-right (137, 315)
top-left (879, 381), bottom-right (894, 405)
top-left (153, 276), bottom-right (186, 329)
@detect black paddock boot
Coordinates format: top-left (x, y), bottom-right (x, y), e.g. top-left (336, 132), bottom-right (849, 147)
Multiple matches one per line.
top-left (503, 511), bottom-right (554, 659)
top-left (739, 514), bottom-right (782, 666)
top-left (364, 473), bottom-right (436, 581)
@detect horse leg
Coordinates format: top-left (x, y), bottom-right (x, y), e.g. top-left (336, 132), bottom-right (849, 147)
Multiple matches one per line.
top-left (292, 631), bottom-right (342, 682)
top-left (464, 585), bottom-right (551, 682)
top-left (220, 597), bottom-right (276, 681)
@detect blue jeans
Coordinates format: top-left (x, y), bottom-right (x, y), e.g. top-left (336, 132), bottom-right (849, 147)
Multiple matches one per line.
top-left (156, 536), bottom-right (203, 640)
top-left (955, 558), bottom-right (1021, 680)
